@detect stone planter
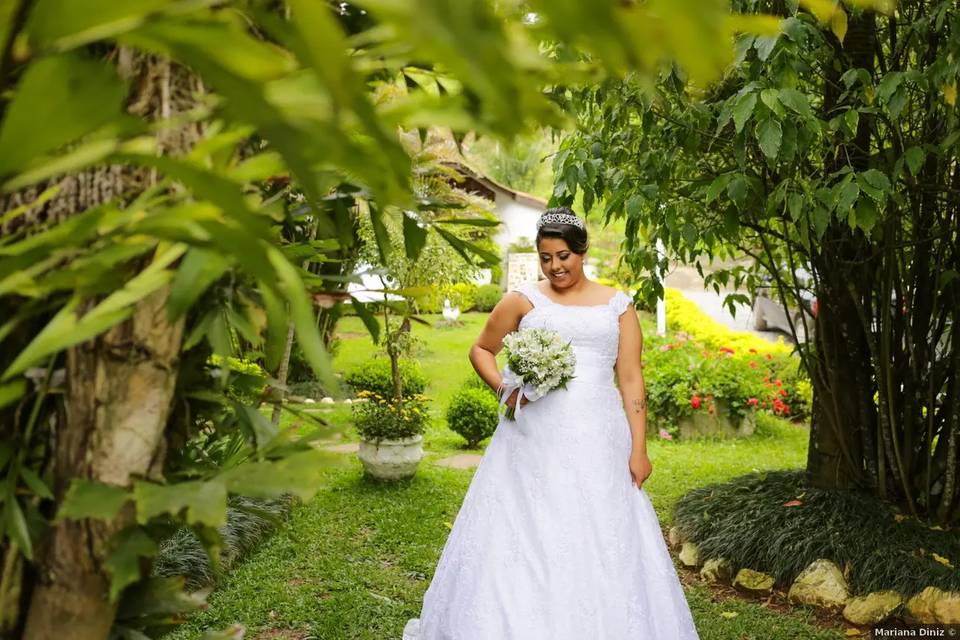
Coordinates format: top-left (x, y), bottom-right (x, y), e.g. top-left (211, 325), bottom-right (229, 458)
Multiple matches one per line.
top-left (650, 401), bottom-right (756, 439)
top-left (357, 434), bottom-right (424, 480)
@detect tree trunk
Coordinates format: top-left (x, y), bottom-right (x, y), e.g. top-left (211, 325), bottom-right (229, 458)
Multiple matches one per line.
top-left (22, 285), bottom-right (185, 640)
top-left (271, 320), bottom-right (297, 426)
top-left (806, 9), bottom-right (876, 492)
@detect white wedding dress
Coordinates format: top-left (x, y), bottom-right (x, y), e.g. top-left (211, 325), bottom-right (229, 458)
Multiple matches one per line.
top-left (402, 282), bottom-right (700, 640)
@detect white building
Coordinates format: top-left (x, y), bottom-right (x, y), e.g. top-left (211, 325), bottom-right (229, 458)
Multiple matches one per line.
top-left (442, 162), bottom-right (547, 290)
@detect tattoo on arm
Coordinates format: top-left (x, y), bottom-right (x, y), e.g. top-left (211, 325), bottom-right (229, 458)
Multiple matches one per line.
top-left (631, 397), bottom-right (646, 413)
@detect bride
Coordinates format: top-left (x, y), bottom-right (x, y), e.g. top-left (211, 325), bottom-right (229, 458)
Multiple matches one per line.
top-left (403, 207), bottom-right (700, 639)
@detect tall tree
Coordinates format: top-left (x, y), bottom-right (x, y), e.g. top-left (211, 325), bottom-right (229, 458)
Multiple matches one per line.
top-left (554, 0), bottom-right (959, 523)
top-left (0, 1), bottom-right (778, 635)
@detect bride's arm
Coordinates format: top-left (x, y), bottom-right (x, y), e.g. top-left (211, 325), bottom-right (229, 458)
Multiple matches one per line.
top-left (468, 292), bottom-right (528, 397)
top-left (615, 305), bottom-right (648, 456)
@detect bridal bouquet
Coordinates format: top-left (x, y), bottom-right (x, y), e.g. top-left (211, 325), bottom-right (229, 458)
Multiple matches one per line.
top-left (497, 328), bottom-right (576, 420)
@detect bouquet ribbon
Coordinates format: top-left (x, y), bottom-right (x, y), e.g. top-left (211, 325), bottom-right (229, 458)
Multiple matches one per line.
top-left (497, 365), bottom-right (545, 420)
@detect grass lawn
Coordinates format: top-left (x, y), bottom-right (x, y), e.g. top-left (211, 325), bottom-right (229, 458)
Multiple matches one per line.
top-left (168, 311), bottom-right (847, 640)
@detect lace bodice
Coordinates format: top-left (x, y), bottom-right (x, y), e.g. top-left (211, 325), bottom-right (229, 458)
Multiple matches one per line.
top-left (513, 281), bottom-right (633, 378)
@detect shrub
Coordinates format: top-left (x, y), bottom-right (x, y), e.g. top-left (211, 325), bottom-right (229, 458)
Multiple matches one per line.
top-left (446, 386), bottom-right (500, 447)
top-left (352, 391), bottom-right (430, 441)
top-left (206, 355), bottom-right (267, 405)
top-left (643, 335), bottom-right (766, 431)
top-left (661, 287), bottom-right (811, 420)
top-left (474, 284), bottom-right (503, 312)
top-left (416, 282), bottom-right (481, 314)
top-left (674, 469), bottom-right (960, 596)
top-left (344, 358), bottom-right (426, 398)
top-left (462, 372), bottom-right (496, 394)
top-left (153, 495), bottom-right (292, 591)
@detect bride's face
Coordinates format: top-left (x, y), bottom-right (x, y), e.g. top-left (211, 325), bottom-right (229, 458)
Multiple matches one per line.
top-left (537, 237), bottom-right (584, 289)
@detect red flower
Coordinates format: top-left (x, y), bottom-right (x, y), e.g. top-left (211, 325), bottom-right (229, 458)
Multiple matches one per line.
top-left (774, 379), bottom-right (783, 387)
top-left (766, 353), bottom-right (773, 360)
top-left (747, 398), bottom-right (759, 406)
top-left (748, 348), bottom-right (758, 354)
top-left (779, 388), bottom-right (788, 397)
top-left (701, 350), bottom-right (711, 358)
top-left (748, 361), bottom-right (758, 369)
top-left (719, 346), bottom-right (735, 354)
top-left (690, 395), bottom-right (702, 410)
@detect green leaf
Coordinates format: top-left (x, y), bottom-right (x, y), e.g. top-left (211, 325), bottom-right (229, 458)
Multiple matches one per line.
top-left (706, 174), bottom-right (732, 203)
top-left (732, 92), bottom-right (758, 134)
top-left (116, 576), bottom-right (207, 621)
top-left (877, 72), bottom-right (903, 103)
top-left (134, 480), bottom-right (228, 528)
top-left (844, 108), bottom-right (860, 135)
top-left (726, 176), bottom-right (748, 205)
top-left (756, 118), bottom-right (783, 160)
top-left (0, 52), bottom-right (126, 178)
top-left (267, 247), bottom-right (339, 395)
top-left (239, 405), bottom-right (278, 449)
top-left (759, 89), bottom-right (785, 117)
top-left (401, 211), bottom-right (427, 261)
top-left (4, 499), bottom-right (33, 560)
top-left (104, 527), bottom-right (158, 602)
top-left (754, 35), bottom-right (778, 61)
top-left (830, 6), bottom-right (848, 43)
top-left (348, 298), bottom-right (381, 345)
top-left (368, 204), bottom-right (392, 266)
top-left (259, 285), bottom-right (287, 372)
top-left (859, 169), bottom-right (891, 199)
top-left (904, 146), bottom-right (925, 177)
top-left (26, 0), bottom-right (180, 50)
top-left (2, 244), bottom-right (184, 381)
top-left (168, 249), bottom-right (232, 322)
top-left (219, 449), bottom-right (335, 501)
top-left (58, 480), bottom-right (131, 521)
top-left (811, 206), bottom-right (831, 239)
top-left (835, 179), bottom-right (860, 212)
top-left (0, 380), bottom-right (26, 410)
top-left (853, 198), bottom-right (879, 234)
top-left (778, 88), bottom-right (813, 119)
top-left (19, 466), bottom-right (53, 500)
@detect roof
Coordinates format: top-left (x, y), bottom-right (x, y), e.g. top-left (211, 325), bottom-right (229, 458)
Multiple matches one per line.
top-left (441, 161), bottom-right (547, 210)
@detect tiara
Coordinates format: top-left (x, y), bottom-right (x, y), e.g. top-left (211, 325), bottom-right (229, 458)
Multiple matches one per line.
top-left (536, 211), bottom-right (585, 230)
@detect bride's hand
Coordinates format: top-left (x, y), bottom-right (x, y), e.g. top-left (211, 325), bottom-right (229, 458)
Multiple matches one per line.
top-left (629, 450), bottom-right (652, 489)
top-left (503, 388), bottom-right (530, 409)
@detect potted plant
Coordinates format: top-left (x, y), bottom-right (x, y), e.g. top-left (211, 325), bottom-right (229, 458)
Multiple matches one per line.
top-left (353, 390), bottom-right (430, 480)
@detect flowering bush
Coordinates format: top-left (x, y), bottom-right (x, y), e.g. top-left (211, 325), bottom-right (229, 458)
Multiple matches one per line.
top-left (643, 331), bottom-right (811, 432)
top-left (644, 335), bottom-right (765, 429)
top-left (661, 287), bottom-right (812, 419)
top-left (351, 390), bottom-right (431, 441)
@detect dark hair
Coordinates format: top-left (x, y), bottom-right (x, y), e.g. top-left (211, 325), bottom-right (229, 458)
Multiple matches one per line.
top-left (535, 206), bottom-right (589, 254)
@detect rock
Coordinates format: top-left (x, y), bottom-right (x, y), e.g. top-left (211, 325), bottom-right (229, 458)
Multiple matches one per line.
top-left (304, 398), bottom-right (316, 404)
top-left (733, 568), bottom-right (775, 593)
top-left (343, 398), bottom-right (353, 404)
top-left (906, 587), bottom-right (960, 624)
top-left (678, 542), bottom-right (700, 567)
top-left (843, 591), bottom-right (903, 625)
top-left (668, 526), bottom-right (685, 548)
top-left (787, 559), bottom-right (850, 609)
top-left (700, 558), bottom-right (733, 584)
top-left (321, 397), bottom-right (335, 404)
